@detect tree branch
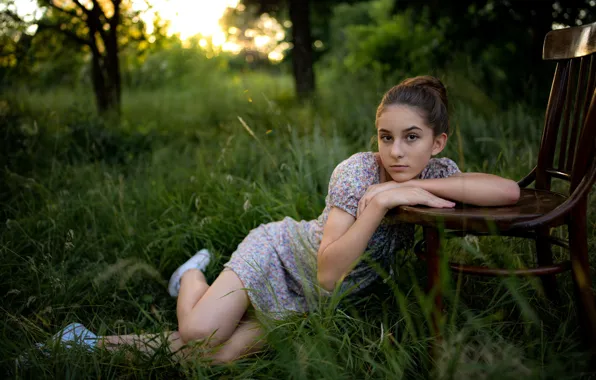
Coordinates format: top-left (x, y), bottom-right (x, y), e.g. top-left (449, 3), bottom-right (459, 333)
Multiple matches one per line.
top-left (89, 0), bottom-right (110, 43)
top-left (36, 2), bottom-right (99, 48)
top-left (40, 0), bottom-right (82, 21)
top-left (36, 22), bottom-right (90, 46)
top-left (71, 0), bottom-right (91, 16)
top-left (62, 0), bottom-right (108, 46)
top-left (91, 0), bottom-right (107, 21)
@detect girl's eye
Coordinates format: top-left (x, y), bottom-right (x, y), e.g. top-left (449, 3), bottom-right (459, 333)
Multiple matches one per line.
top-left (380, 135), bottom-right (392, 142)
top-left (406, 134), bottom-right (419, 141)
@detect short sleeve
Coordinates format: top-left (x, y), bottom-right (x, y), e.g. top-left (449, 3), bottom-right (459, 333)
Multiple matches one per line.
top-left (420, 157), bottom-right (460, 179)
top-left (326, 153), bottom-right (376, 217)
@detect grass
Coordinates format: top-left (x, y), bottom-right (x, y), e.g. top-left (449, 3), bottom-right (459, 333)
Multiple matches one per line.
top-left (1, 69), bottom-right (595, 379)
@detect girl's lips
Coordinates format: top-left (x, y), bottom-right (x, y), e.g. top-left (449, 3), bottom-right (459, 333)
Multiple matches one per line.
top-left (389, 165), bottom-right (408, 171)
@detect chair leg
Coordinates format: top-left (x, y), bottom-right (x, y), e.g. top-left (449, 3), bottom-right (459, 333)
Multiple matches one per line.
top-left (569, 202), bottom-right (596, 354)
top-left (535, 227), bottom-right (560, 302)
top-left (425, 226), bottom-right (442, 337)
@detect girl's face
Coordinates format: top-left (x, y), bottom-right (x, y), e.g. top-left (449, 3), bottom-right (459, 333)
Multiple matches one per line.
top-left (377, 105), bottom-right (447, 183)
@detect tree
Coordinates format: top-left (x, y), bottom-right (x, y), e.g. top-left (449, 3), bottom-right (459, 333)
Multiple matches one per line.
top-left (241, 0), bottom-right (314, 99)
top-left (240, 0), bottom-right (364, 99)
top-left (0, 6), bottom-right (34, 82)
top-left (2, 1), bottom-right (149, 116)
top-left (393, 0), bottom-right (595, 102)
top-left (287, 0), bottom-right (314, 99)
top-left (400, 0), bottom-right (594, 60)
top-left (45, 1), bottom-right (124, 115)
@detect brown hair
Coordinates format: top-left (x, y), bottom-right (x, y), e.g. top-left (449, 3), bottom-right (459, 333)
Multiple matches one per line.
top-left (375, 75), bottom-right (449, 136)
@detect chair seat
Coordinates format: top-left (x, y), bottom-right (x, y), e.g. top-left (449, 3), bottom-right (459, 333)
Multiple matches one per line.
top-left (391, 188), bottom-right (567, 232)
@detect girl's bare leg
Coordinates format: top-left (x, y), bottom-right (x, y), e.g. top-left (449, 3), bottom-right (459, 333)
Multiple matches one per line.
top-left (179, 315), bottom-right (265, 364)
top-left (97, 268), bottom-right (256, 363)
top-left (176, 268), bottom-right (210, 320)
top-left (98, 316), bottom-right (265, 364)
top-left (98, 331), bottom-right (185, 356)
top-left (176, 269), bottom-right (250, 347)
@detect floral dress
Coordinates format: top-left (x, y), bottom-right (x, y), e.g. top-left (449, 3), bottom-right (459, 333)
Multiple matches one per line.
top-left (223, 152), bottom-right (460, 318)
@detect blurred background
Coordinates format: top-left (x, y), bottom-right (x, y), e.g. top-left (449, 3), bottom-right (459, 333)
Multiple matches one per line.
top-left (2, 0), bottom-right (594, 111)
top-left (1, 1), bottom-right (596, 378)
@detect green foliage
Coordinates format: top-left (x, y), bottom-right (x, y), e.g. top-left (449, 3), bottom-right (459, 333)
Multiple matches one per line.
top-left (1, 65), bottom-right (595, 378)
top-left (2, 1), bottom-right (161, 90)
top-left (1, 2), bottom-right (595, 375)
top-left (322, 0), bottom-right (504, 112)
top-left (320, 0), bottom-right (567, 109)
top-left (122, 40), bottom-right (230, 89)
top-left (331, 1), bottom-right (448, 80)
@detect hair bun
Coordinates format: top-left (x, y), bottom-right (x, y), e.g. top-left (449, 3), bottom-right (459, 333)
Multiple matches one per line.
top-left (375, 75), bottom-right (450, 135)
top-left (401, 76), bottom-right (448, 109)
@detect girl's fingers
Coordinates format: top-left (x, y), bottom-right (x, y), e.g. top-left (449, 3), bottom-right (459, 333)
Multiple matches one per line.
top-left (430, 198), bottom-right (455, 208)
top-left (423, 193), bottom-right (455, 208)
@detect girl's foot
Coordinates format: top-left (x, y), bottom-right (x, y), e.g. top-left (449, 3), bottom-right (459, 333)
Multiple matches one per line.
top-left (39, 323), bottom-right (99, 351)
top-left (18, 323), bottom-right (99, 368)
top-left (168, 249), bottom-right (212, 297)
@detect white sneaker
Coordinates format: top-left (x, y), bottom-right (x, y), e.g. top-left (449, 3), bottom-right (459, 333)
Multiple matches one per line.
top-left (18, 323), bottom-right (99, 368)
top-left (34, 323), bottom-right (98, 352)
top-left (168, 249), bottom-right (212, 297)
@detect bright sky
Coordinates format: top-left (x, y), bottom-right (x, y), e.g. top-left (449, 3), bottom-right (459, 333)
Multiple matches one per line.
top-left (135, 0), bottom-right (240, 42)
top-left (12, 0), bottom-right (240, 42)
top-left (11, 0), bottom-right (287, 60)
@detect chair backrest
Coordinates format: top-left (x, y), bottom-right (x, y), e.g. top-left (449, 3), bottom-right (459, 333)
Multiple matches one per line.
top-left (535, 22), bottom-right (596, 194)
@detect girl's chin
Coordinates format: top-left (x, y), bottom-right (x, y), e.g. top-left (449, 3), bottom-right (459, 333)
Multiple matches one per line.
top-left (389, 173), bottom-right (416, 183)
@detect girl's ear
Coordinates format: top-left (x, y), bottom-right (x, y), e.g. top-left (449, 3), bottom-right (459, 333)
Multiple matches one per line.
top-left (431, 133), bottom-right (448, 156)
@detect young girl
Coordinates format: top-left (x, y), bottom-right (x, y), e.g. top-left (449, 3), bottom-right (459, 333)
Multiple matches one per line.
top-left (48, 76), bottom-right (520, 364)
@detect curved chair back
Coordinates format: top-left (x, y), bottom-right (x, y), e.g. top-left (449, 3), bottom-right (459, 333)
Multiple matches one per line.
top-left (536, 22), bottom-right (596, 195)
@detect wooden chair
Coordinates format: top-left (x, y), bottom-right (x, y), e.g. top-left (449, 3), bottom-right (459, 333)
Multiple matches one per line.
top-left (394, 22), bottom-right (596, 349)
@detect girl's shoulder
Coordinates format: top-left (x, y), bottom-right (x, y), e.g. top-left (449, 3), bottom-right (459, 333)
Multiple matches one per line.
top-left (331, 151), bottom-right (378, 180)
top-left (326, 152), bottom-right (377, 216)
top-left (420, 157), bottom-right (460, 180)
top-left (337, 151), bottom-right (376, 168)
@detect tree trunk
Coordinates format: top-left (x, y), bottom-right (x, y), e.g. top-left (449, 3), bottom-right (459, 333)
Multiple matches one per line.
top-left (86, 2), bottom-right (121, 117)
top-left (104, 31), bottom-right (121, 116)
top-left (105, 2), bottom-right (122, 116)
top-left (87, 15), bottom-right (109, 114)
top-left (90, 50), bottom-right (109, 113)
top-left (288, 0), bottom-right (315, 99)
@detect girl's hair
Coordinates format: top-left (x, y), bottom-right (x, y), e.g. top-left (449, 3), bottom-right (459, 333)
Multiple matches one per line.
top-left (375, 75), bottom-right (449, 136)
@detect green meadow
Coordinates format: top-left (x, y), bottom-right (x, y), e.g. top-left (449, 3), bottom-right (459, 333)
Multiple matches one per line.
top-left (2, 60), bottom-right (595, 379)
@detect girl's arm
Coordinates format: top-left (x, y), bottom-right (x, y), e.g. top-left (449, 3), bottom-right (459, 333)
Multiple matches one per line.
top-left (406, 173), bottom-right (520, 206)
top-left (317, 188), bottom-right (455, 292)
top-left (317, 204), bottom-right (386, 292)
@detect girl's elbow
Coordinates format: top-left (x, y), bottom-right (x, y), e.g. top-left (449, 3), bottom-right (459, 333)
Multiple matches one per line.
top-left (317, 249), bottom-right (336, 292)
top-left (317, 270), bottom-right (336, 292)
top-left (505, 180), bottom-right (521, 205)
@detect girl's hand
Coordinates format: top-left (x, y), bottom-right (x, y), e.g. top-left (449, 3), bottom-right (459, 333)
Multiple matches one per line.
top-left (357, 181), bottom-right (409, 218)
top-left (369, 187), bottom-right (456, 214)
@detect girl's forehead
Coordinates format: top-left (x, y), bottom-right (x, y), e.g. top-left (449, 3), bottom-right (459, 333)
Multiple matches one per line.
top-left (377, 105), bottom-right (431, 131)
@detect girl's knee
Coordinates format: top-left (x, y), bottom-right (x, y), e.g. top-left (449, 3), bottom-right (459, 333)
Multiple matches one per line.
top-left (211, 335), bottom-right (265, 364)
top-left (178, 321), bottom-right (209, 345)
top-left (178, 319), bottom-right (226, 347)
top-left (210, 340), bottom-right (248, 364)
top-left (211, 348), bottom-right (237, 364)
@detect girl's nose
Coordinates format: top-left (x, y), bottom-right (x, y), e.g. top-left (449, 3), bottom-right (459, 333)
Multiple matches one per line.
top-left (390, 141), bottom-right (404, 158)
